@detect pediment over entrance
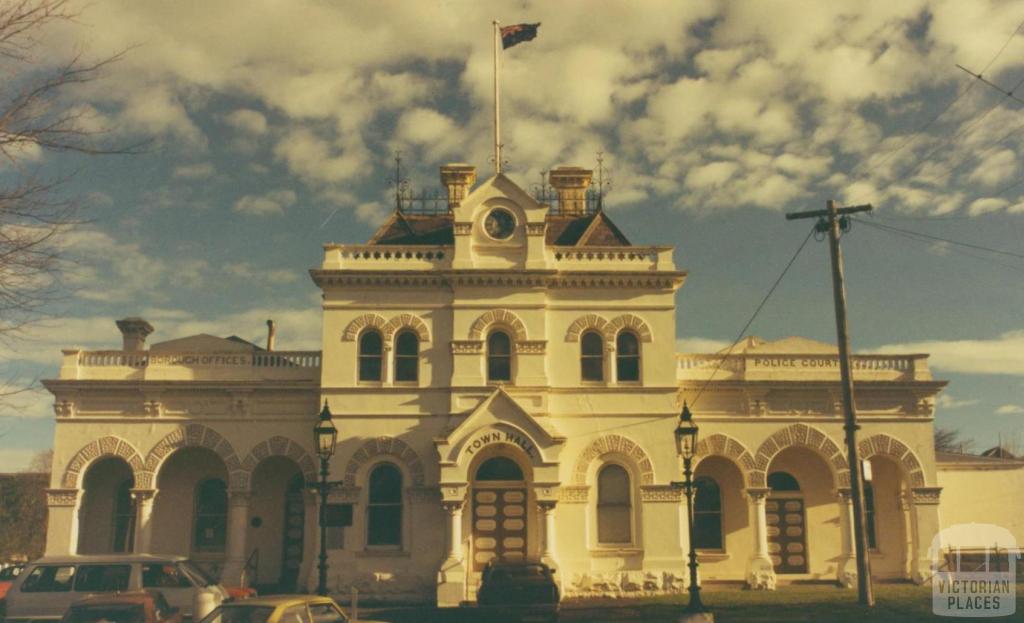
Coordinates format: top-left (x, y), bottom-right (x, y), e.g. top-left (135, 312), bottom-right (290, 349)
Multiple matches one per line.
top-left (435, 388), bottom-right (565, 483)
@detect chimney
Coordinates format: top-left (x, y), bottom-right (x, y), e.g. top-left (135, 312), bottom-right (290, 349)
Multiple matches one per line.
top-left (266, 319), bottom-right (276, 351)
top-left (440, 163), bottom-right (477, 209)
top-left (115, 317), bottom-right (154, 351)
top-left (548, 166), bottom-right (593, 215)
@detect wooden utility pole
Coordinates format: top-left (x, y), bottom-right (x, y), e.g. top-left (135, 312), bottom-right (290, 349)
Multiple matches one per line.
top-left (786, 200), bottom-right (875, 606)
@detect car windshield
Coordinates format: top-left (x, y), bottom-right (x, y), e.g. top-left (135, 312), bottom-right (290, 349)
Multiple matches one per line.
top-left (199, 606), bottom-right (274, 623)
top-left (64, 604), bottom-right (146, 623)
top-left (177, 561), bottom-right (216, 587)
top-left (0, 567), bottom-right (21, 580)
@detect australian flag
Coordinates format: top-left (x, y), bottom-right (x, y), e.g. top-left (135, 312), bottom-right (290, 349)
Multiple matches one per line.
top-left (501, 22), bottom-right (540, 49)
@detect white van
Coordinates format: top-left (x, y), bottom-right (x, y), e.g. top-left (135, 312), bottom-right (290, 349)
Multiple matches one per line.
top-left (3, 554), bottom-right (227, 622)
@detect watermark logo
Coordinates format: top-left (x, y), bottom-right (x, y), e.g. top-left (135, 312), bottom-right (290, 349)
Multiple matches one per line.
top-left (930, 523), bottom-right (1018, 618)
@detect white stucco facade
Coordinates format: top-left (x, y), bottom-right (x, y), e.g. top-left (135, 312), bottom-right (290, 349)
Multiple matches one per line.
top-left (41, 164), bottom-right (1022, 604)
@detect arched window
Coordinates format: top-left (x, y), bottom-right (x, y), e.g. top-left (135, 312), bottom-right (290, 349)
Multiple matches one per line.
top-left (693, 476), bottom-right (723, 550)
top-left (475, 456), bottom-right (524, 481)
top-left (367, 463), bottom-right (402, 547)
top-left (580, 331), bottom-right (604, 382)
top-left (597, 464), bottom-right (632, 544)
top-left (193, 478), bottom-right (227, 552)
top-left (487, 330), bottom-right (512, 382)
top-left (864, 482), bottom-right (877, 549)
top-left (394, 330), bottom-right (419, 382)
top-left (358, 330), bottom-right (383, 382)
top-left (767, 471), bottom-right (801, 492)
top-left (615, 331), bottom-right (640, 382)
top-left (112, 478), bottom-right (135, 553)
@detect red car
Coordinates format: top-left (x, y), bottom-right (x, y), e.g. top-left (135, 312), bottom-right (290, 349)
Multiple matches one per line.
top-left (0, 564), bottom-right (25, 617)
top-left (61, 591), bottom-right (182, 623)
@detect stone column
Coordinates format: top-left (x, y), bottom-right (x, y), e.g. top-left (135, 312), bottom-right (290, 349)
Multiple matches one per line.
top-left (130, 489), bottom-right (157, 554)
top-left (539, 501), bottom-right (557, 564)
top-left (44, 489), bottom-right (80, 555)
top-left (220, 491), bottom-right (252, 587)
top-left (437, 499), bottom-right (467, 607)
top-left (835, 487), bottom-right (858, 588)
top-left (910, 487), bottom-right (943, 584)
top-left (444, 501), bottom-right (464, 562)
top-left (745, 488), bottom-right (776, 590)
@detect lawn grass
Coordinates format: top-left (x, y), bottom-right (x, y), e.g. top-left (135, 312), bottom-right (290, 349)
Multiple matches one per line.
top-left (558, 583), bottom-right (1024, 622)
top-left (362, 583), bottom-right (1024, 622)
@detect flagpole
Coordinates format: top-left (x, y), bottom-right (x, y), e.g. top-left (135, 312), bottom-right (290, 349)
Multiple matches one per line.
top-left (493, 19), bottom-right (501, 174)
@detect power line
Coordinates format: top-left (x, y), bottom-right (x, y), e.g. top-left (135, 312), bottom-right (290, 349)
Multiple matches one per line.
top-left (843, 17), bottom-right (1024, 197)
top-left (689, 224), bottom-right (817, 409)
top-left (854, 217), bottom-right (1024, 260)
top-left (856, 218), bottom-right (1024, 272)
top-left (583, 224), bottom-right (818, 440)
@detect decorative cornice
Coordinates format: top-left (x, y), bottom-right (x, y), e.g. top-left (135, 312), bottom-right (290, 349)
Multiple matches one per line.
top-left (310, 270), bottom-right (685, 291)
top-left (745, 487), bottom-right (771, 502)
top-left (911, 486), bottom-right (942, 505)
top-left (46, 488), bottom-right (79, 507)
top-left (514, 340), bottom-right (547, 354)
top-left (559, 485), bottom-right (589, 503)
top-left (526, 223), bottom-right (546, 235)
top-left (640, 484), bottom-right (683, 503)
top-left (451, 340), bottom-right (484, 354)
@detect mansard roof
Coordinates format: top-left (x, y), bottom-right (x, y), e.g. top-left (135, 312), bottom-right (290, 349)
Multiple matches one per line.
top-left (366, 210), bottom-right (631, 247)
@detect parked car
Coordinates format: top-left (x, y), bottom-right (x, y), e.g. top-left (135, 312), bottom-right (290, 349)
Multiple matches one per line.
top-left (0, 563), bottom-right (26, 620)
top-left (61, 590), bottom-right (182, 623)
top-left (4, 555), bottom-right (228, 622)
top-left (197, 595), bottom-right (385, 623)
top-left (477, 560), bottom-right (560, 623)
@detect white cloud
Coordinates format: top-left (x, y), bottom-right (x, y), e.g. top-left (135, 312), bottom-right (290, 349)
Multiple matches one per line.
top-left (935, 394), bottom-right (979, 410)
top-left (222, 262), bottom-right (299, 284)
top-left (233, 189), bottom-right (297, 216)
top-left (995, 404), bottom-right (1024, 415)
top-left (173, 162), bottom-right (216, 179)
top-left (968, 197), bottom-right (1010, 216)
top-left (224, 109), bottom-right (268, 135)
top-left (0, 448), bottom-right (45, 472)
top-left (867, 330), bottom-right (1024, 376)
top-left (969, 149), bottom-right (1017, 188)
top-left (355, 201), bottom-right (389, 226)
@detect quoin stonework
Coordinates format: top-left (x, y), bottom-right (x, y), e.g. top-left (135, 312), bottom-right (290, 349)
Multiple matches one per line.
top-left (42, 164), bottom-right (1024, 605)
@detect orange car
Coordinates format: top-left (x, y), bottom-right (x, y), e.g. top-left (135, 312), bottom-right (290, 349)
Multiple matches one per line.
top-left (61, 590), bottom-right (182, 623)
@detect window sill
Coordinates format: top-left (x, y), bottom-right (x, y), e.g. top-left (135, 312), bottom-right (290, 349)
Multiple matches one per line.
top-left (356, 549), bottom-right (411, 558)
top-left (393, 381), bottom-right (420, 387)
top-left (697, 550), bottom-right (729, 562)
top-left (357, 381), bottom-right (384, 387)
top-left (589, 547), bottom-right (643, 558)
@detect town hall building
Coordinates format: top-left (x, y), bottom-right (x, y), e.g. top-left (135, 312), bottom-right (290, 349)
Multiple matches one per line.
top-left (41, 164), bottom-right (1024, 604)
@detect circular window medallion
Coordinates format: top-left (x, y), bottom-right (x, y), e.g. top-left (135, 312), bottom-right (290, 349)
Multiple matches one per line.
top-left (484, 208), bottom-right (516, 240)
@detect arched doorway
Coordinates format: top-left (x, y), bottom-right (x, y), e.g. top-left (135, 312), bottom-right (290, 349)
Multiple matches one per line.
top-left (151, 447), bottom-right (229, 575)
top-left (78, 457), bottom-right (135, 554)
top-left (248, 456), bottom-right (305, 592)
top-left (469, 454), bottom-right (530, 594)
top-left (766, 471), bottom-right (806, 574)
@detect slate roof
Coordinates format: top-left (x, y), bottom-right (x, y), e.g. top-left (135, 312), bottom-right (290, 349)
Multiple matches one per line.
top-left (367, 210), bottom-right (631, 247)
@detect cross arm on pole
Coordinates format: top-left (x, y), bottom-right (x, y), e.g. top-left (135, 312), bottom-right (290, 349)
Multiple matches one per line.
top-left (785, 204), bottom-right (873, 220)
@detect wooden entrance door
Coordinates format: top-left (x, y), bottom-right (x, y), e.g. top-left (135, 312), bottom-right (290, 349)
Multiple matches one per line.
top-left (472, 486), bottom-right (527, 572)
top-left (279, 475), bottom-right (305, 591)
top-left (766, 497), bottom-right (808, 573)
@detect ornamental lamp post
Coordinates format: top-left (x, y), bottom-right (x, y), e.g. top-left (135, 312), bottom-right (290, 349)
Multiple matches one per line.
top-left (674, 402), bottom-right (712, 621)
top-left (313, 400), bottom-right (337, 596)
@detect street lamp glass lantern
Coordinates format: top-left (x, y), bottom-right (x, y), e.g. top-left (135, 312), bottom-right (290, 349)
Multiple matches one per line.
top-left (314, 401), bottom-right (337, 460)
top-left (674, 402), bottom-right (698, 460)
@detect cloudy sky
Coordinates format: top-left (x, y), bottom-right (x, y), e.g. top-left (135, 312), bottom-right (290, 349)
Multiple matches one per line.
top-left (2, 0), bottom-right (1024, 469)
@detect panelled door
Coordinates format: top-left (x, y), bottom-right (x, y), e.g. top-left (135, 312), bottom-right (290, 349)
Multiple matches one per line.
top-left (279, 475), bottom-right (305, 591)
top-left (472, 486), bottom-right (527, 572)
top-left (766, 497), bottom-right (808, 573)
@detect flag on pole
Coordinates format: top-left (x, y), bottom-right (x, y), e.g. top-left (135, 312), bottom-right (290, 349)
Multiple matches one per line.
top-left (500, 22), bottom-right (540, 49)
